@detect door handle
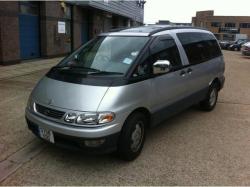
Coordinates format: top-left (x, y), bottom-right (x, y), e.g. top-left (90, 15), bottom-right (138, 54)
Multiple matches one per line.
top-left (180, 70), bottom-right (186, 77)
top-left (187, 68), bottom-right (192, 74)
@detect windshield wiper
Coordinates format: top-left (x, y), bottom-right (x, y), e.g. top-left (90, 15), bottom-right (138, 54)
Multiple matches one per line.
top-left (52, 66), bottom-right (123, 75)
top-left (90, 71), bottom-right (124, 75)
top-left (53, 65), bottom-right (101, 72)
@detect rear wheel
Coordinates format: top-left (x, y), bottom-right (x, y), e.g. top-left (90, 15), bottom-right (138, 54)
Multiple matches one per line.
top-left (117, 113), bottom-right (146, 161)
top-left (199, 83), bottom-right (219, 111)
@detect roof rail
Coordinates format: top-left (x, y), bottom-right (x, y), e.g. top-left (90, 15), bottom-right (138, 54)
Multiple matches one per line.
top-left (107, 25), bottom-right (208, 35)
top-left (148, 26), bottom-right (208, 36)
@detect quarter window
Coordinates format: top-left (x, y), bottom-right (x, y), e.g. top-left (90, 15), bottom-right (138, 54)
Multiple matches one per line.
top-left (177, 32), bottom-right (222, 65)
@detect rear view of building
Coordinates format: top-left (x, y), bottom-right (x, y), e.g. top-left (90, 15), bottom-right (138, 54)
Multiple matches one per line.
top-left (192, 10), bottom-right (250, 41)
top-left (0, 1), bottom-right (145, 65)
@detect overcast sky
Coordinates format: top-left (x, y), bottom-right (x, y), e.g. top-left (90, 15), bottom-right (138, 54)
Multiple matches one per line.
top-left (144, 0), bottom-right (250, 24)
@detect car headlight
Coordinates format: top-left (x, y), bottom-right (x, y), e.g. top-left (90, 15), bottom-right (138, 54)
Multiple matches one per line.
top-left (64, 112), bottom-right (115, 125)
top-left (76, 113), bottom-right (98, 125)
top-left (27, 96), bottom-right (34, 111)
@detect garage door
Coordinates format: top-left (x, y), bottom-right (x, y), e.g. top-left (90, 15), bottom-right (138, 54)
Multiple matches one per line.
top-left (19, 2), bottom-right (40, 60)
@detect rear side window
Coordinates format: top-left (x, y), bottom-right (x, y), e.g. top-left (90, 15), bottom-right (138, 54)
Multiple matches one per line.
top-left (177, 32), bottom-right (222, 65)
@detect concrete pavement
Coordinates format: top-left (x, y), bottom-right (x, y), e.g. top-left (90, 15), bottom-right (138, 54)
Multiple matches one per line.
top-left (0, 51), bottom-right (250, 185)
top-left (0, 57), bottom-right (62, 80)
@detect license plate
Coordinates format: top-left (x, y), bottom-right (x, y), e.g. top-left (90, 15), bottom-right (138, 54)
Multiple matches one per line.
top-left (38, 127), bottom-right (55, 143)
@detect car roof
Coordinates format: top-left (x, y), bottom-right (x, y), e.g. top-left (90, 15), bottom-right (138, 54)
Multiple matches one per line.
top-left (100, 25), bottom-right (208, 37)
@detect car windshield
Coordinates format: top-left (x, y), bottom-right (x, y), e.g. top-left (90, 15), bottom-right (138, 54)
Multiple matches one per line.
top-left (57, 36), bottom-right (149, 75)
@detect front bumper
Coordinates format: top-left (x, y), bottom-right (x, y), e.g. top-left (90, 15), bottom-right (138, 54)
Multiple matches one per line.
top-left (25, 110), bottom-right (121, 153)
top-left (219, 75), bottom-right (225, 90)
top-left (26, 109), bottom-right (121, 138)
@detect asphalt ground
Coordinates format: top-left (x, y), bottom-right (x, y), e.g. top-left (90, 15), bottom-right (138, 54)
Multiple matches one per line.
top-left (0, 51), bottom-right (250, 185)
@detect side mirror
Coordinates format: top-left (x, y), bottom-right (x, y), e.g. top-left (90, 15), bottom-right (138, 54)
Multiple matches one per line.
top-left (153, 60), bottom-right (171, 75)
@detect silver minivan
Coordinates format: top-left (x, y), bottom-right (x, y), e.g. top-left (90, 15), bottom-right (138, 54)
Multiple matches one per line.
top-left (26, 25), bottom-right (225, 160)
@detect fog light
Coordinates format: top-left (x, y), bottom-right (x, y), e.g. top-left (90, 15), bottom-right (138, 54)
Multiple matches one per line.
top-left (84, 139), bottom-right (105, 147)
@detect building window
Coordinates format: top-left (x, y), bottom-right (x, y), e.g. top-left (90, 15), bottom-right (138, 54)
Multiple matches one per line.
top-left (211, 22), bottom-right (221, 27)
top-left (219, 27), bottom-right (239, 34)
top-left (62, 3), bottom-right (71, 19)
top-left (19, 2), bottom-right (39, 15)
top-left (239, 23), bottom-right (250, 28)
top-left (225, 23), bottom-right (236, 28)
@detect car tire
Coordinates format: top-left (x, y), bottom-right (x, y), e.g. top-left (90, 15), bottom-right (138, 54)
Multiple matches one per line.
top-left (199, 83), bottom-right (219, 111)
top-left (117, 112), bottom-right (146, 161)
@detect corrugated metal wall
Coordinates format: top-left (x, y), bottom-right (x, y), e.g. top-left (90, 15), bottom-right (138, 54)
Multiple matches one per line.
top-left (69, 1), bottom-right (144, 23)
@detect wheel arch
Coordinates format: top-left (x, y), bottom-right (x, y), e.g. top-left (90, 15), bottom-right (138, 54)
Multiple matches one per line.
top-left (125, 107), bottom-right (152, 128)
top-left (209, 77), bottom-right (222, 90)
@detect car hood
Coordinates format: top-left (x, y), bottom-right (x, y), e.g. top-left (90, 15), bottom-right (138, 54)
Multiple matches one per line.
top-left (31, 76), bottom-right (109, 111)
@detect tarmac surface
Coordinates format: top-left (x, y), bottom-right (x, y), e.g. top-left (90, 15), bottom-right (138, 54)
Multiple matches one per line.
top-left (0, 51), bottom-right (250, 185)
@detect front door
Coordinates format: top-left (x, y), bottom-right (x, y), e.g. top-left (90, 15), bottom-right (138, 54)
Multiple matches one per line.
top-left (149, 36), bottom-right (191, 124)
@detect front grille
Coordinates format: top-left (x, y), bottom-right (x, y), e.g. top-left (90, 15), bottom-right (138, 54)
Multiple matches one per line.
top-left (35, 103), bottom-right (65, 119)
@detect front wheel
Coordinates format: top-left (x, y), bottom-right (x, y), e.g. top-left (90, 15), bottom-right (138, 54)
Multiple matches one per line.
top-left (199, 84), bottom-right (219, 111)
top-left (117, 113), bottom-right (146, 161)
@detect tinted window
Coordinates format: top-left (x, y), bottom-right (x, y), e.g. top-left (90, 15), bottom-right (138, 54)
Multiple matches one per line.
top-left (150, 38), bottom-right (182, 68)
top-left (177, 32), bottom-right (222, 65)
top-left (132, 38), bottom-right (182, 77)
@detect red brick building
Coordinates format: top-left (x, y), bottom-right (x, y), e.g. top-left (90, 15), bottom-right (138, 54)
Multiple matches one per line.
top-left (192, 10), bottom-right (250, 41)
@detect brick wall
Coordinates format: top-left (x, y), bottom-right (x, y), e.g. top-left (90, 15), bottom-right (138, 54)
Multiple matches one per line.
top-left (192, 11), bottom-right (250, 40)
top-left (0, 2), bottom-right (20, 65)
top-left (40, 1), bottom-right (72, 57)
top-left (73, 6), bottom-right (83, 49)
